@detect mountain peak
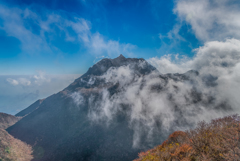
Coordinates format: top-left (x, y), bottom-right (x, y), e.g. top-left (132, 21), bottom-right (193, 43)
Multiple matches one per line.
top-left (79, 55), bottom-right (156, 78)
top-left (66, 56), bottom-right (157, 91)
top-left (117, 54), bottom-right (125, 59)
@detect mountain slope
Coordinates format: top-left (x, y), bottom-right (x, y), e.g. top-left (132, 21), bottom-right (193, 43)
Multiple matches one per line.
top-left (0, 113), bottom-right (32, 161)
top-left (7, 55), bottom-right (230, 161)
top-left (134, 115), bottom-right (240, 161)
top-left (0, 113), bottom-right (21, 129)
top-left (0, 128), bottom-right (33, 161)
top-left (15, 99), bottom-right (45, 117)
top-left (7, 55), bottom-right (156, 161)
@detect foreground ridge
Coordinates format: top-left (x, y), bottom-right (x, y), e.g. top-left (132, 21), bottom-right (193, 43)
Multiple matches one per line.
top-left (0, 113), bottom-right (33, 161)
top-left (134, 114), bottom-right (240, 161)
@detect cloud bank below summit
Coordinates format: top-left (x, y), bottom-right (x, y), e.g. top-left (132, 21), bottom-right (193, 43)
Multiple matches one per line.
top-left (74, 38), bottom-right (240, 147)
top-left (148, 0), bottom-right (240, 118)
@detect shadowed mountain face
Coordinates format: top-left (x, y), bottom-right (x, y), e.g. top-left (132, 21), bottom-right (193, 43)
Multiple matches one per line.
top-left (7, 55), bottom-right (157, 161)
top-left (7, 55), bottom-right (231, 161)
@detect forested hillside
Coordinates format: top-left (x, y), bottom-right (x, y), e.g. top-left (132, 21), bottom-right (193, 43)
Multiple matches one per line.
top-left (0, 113), bottom-right (32, 161)
top-left (134, 115), bottom-right (240, 161)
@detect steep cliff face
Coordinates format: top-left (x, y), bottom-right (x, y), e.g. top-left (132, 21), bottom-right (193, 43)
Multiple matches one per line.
top-left (7, 55), bottom-right (230, 161)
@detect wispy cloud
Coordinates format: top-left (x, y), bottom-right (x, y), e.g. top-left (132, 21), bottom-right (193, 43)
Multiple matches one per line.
top-left (6, 78), bottom-right (19, 86)
top-left (0, 4), bottom-right (136, 57)
top-left (0, 6), bottom-right (52, 55)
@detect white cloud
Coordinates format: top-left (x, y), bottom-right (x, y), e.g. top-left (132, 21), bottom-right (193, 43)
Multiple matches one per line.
top-left (71, 92), bottom-right (85, 106)
top-left (6, 78), bottom-right (19, 86)
top-left (149, 38), bottom-right (240, 111)
top-left (33, 71), bottom-right (51, 85)
top-left (69, 38), bottom-right (240, 147)
top-left (18, 78), bottom-right (31, 86)
top-left (174, 0), bottom-right (240, 41)
top-left (1, 74), bottom-right (81, 115)
top-left (148, 54), bottom-right (190, 74)
top-left (0, 6), bottom-right (52, 55)
top-left (0, 5), bottom-right (136, 57)
top-left (7, 78), bottom-right (31, 86)
top-left (88, 32), bottom-right (136, 56)
top-left (6, 71), bottom-right (51, 87)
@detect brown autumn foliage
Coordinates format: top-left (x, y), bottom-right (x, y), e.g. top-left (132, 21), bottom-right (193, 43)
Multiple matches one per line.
top-left (134, 114), bottom-right (240, 161)
top-left (0, 129), bottom-right (33, 161)
top-left (0, 113), bottom-right (21, 129)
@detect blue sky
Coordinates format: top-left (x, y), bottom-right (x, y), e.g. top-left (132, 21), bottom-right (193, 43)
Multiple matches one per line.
top-left (2, 0), bottom-right (240, 114)
top-left (0, 0), bottom-right (200, 75)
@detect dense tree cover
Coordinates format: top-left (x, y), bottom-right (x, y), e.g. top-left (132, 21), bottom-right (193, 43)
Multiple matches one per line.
top-left (134, 115), bottom-right (240, 161)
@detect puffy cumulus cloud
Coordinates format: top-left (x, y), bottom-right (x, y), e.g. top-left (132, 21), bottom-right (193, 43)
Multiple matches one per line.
top-left (151, 39), bottom-right (240, 76)
top-left (150, 39), bottom-right (240, 74)
top-left (158, 0), bottom-right (240, 119)
top-left (149, 38), bottom-right (240, 113)
top-left (0, 5), bottom-right (135, 57)
top-left (174, 0), bottom-right (240, 41)
top-left (148, 54), bottom-right (190, 74)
